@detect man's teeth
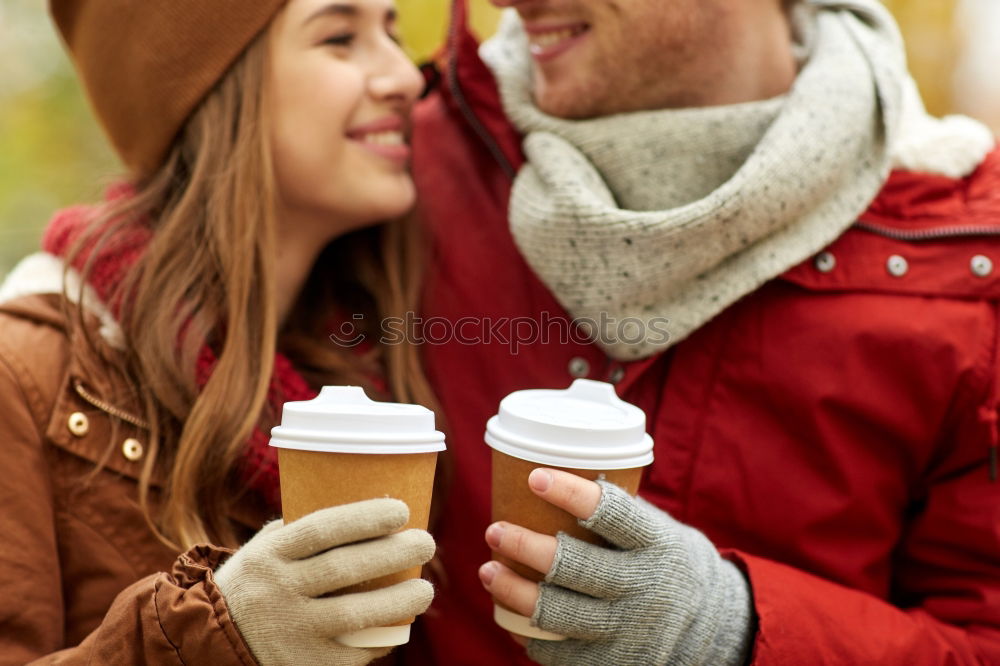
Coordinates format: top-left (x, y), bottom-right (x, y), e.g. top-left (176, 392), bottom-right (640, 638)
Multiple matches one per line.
top-left (361, 131), bottom-right (404, 146)
top-left (530, 27), bottom-right (583, 50)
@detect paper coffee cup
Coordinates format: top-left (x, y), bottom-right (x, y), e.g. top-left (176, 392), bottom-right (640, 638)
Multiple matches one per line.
top-left (269, 386), bottom-right (446, 648)
top-left (485, 379), bottom-right (654, 641)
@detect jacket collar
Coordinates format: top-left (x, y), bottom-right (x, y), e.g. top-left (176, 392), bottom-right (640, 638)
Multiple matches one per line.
top-left (0, 252), bottom-right (125, 349)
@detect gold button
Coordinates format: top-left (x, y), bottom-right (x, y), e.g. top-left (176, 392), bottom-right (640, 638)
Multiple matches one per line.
top-left (67, 412), bottom-right (89, 437)
top-left (122, 438), bottom-right (144, 462)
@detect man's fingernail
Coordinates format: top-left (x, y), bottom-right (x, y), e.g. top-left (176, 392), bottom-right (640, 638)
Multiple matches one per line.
top-left (479, 561), bottom-right (498, 587)
top-left (529, 468), bottom-right (552, 493)
top-left (485, 522), bottom-right (505, 549)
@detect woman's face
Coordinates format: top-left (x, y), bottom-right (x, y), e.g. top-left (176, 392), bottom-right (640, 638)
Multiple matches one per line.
top-left (267, 0), bottom-right (423, 237)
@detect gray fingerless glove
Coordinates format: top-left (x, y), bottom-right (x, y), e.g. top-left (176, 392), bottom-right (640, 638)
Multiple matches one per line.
top-left (528, 481), bottom-right (754, 666)
top-left (213, 498), bottom-right (435, 666)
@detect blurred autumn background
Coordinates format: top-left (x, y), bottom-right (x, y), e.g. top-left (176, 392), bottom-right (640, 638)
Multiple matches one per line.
top-left (1, 0), bottom-right (998, 276)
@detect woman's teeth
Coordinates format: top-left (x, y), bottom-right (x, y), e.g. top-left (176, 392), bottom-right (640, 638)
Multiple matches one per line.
top-left (361, 131), bottom-right (404, 146)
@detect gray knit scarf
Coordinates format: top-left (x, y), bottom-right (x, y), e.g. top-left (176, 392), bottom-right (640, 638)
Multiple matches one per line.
top-left (481, 0), bottom-right (909, 360)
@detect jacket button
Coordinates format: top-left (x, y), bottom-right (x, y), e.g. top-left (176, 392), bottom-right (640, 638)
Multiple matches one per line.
top-left (971, 255), bottom-right (993, 277)
top-left (568, 357), bottom-right (590, 378)
top-left (67, 412), bottom-right (89, 437)
top-left (814, 251), bottom-right (836, 273)
top-left (886, 255), bottom-right (909, 277)
top-left (121, 438), bottom-right (144, 462)
top-left (608, 365), bottom-right (626, 384)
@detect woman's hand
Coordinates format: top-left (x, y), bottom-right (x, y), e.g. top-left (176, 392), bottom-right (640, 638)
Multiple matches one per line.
top-left (214, 498), bottom-right (434, 666)
top-left (479, 469), bottom-right (755, 666)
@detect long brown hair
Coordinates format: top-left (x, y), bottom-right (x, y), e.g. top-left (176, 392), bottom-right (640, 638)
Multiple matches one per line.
top-left (66, 30), bottom-right (436, 550)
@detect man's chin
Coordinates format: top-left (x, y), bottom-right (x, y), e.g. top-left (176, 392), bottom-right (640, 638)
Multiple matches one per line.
top-left (533, 86), bottom-right (603, 120)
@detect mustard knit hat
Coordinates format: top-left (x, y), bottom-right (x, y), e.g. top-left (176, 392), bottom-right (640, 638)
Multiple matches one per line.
top-left (49, 1), bottom-right (287, 176)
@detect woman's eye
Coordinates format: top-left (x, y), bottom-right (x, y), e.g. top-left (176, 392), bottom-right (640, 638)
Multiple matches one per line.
top-left (323, 33), bottom-right (355, 47)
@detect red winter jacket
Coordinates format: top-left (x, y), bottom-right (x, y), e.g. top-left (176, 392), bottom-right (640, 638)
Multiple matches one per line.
top-left (406, 2), bottom-right (1000, 664)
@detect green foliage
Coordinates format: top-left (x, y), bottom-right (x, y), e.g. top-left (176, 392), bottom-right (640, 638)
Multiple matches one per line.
top-left (0, 0), bottom-right (116, 273)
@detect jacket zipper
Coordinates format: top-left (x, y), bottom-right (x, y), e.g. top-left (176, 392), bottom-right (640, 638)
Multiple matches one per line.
top-left (74, 380), bottom-right (150, 430)
top-left (446, 9), bottom-right (517, 182)
top-left (854, 220), bottom-right (1000, 241)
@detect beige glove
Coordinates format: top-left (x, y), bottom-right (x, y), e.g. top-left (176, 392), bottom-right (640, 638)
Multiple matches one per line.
top-left (213, 498), bottom-right (435, 666)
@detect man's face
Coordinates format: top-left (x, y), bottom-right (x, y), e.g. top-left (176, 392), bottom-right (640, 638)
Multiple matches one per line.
top-left (489, 0), bottom-right (738, 118)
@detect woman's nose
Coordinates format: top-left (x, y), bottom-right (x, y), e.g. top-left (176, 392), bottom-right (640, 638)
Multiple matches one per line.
top-left (369, 40), bottom-right (424, 105)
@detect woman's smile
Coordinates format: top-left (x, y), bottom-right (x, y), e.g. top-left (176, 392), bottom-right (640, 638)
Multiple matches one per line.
top-left (346, 114), bottom-right (410, 165)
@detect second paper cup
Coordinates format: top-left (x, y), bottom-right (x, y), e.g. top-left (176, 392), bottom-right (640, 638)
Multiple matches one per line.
top-left (485, 379), bottom-right (654, 641)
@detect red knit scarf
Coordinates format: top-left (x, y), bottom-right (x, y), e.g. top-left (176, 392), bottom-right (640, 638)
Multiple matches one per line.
top-left (41, 192), bottom-right (319, 511)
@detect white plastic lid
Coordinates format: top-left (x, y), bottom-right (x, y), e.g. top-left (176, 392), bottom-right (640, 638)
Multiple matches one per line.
top-left (269, 386), bottom-right (446, 454)
top-left (485, 379), bottom-right (653, 470)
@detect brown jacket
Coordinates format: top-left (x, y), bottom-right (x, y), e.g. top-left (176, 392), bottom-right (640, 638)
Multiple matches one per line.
top-left (0, 292), bottom-right (269, 664)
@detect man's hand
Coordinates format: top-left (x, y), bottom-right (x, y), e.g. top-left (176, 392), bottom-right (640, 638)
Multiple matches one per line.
top-left (478, 469), bottom-right (755, 666)
top-left (478, 468), bottom-right (599, 617)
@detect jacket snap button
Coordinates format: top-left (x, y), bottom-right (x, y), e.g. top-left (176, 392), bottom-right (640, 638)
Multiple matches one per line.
top-left (814, 251), bottom-right (836, 273)
top-left (609, 365), bottom-right (626, 384)
top-left (122, 438), bottom-right (144, 462)
top-left (971, 255), bottom-right (993, 277)
top-left (568, 357), bottom-right (590, 378)
top-left (886, 255), bottom-right (908, 277)
top-left (67, 412), bottom-right (89, 437)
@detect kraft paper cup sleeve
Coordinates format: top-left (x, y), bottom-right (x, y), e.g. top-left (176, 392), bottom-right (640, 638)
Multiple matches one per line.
top-left (277, 448), bottom-right (438, 646)
top-left (278, 448), bottom-right (437, 525)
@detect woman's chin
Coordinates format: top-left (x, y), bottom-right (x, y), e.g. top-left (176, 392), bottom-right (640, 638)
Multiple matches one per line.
top-left (371, 181), bottom-right (417, 220)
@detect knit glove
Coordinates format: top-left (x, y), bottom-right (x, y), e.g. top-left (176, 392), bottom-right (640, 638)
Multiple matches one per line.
top-left (213, 498), bottom-right (435, 666)
top-left (527, 481), bottom-right (754, 666)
